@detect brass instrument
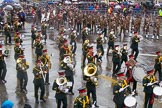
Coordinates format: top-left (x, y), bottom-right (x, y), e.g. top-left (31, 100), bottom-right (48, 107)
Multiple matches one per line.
top-left (84, 63), bottom-right (98, 86)
top-left (17, 59), bottom-right (29, 71)
top-left (56, 77), bottom-right (69, 93)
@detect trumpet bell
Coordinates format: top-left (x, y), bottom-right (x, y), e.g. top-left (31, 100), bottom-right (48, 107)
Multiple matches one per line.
top-left (17, 58), bottom-right (22, 63)
top-left (84, 63), bottom-right (97, 77)
top-left (56, 77), bottom-right (67, 86)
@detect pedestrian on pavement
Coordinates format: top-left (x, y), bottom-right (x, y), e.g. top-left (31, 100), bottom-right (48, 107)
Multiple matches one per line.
top-left (33, 60), bottom-right (46, 103)
top-left (130, 32), bottom-right (140, 61)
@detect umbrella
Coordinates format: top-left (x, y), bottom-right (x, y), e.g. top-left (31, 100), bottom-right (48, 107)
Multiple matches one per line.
top-left (13, 3), bottom-right (22, 10)
top-left (1, 100), bottom-right (14, 108)
top-left (154, 4), bottom-right (160, 7)
top-left (115, 5), bottom-right (121, 9)
top-left (3, 0), bottom-right (14, 3)
top-left (4, 5), bottom-right (13, 11)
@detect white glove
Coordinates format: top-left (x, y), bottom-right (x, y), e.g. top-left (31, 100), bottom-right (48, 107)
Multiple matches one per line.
top-left (64, 88), bottom-right (69, 93)
top-left (147, 83), bottom-right (152, 86)
top-left (131, 91), bottom-right (135, 96)
top-left (39, 71), bottom-right (43, 74)
top-left (119, 88), bottom-right (124, 92)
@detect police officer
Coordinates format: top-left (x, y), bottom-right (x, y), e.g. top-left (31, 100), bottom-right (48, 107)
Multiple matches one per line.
top-left (39, 49), bottom-right (52, 85)
top-left (33, 60), bottom-right (46, 103)
top-left (113, 72), bottom-right (131, 108)
top-left (130, 32), bottom-right (140, 61)
top-left (60, 55), bottom-right (74, 95)
top-left (31, 25), bottom-right (37, 48)
top-left (16, 55), bottom-right (29, 93)
top-left (34, 37), bottom-right (44, 60)
top-left (112, 45), bottom-right (121, 76)
top-left (14, 41), bottom-right (24, 61)
top-left (143, 68), bottom-right (157, 108)
top-left (83, 70), bottom-right (99, 107)
top-left (70, 30), bottom-right (77, 55)
top-left (52, 70), bottom-right (68, 108)
top-left (82, 39), bottom-right (89, 67)
top-left (3, 23), bottom-right (11, 45)
top-left (74, 87), bottom-right (91, 108)
top-left (41, 21), bottom-right (47, 44)
top-left (0, 45), bottom-right (7, 84)
top-left (154, 51), bottom-right (162, 81)
top-left (96, 33), bottom-right (104, 56)
top-left (120, 44), bottom-right (128, 65)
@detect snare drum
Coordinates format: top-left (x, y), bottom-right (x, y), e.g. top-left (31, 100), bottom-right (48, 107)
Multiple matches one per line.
top-left (132, 64), bottom-right (148, 83)
top-left (153, 86), bottom-right (162, 98)
top-left (124, 96), bottom-right (137, 108)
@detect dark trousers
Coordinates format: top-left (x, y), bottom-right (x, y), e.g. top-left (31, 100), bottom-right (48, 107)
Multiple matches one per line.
top-left (5, 35), bottom-right (11, 44)
top-left (44, 72), bottom-right (49, 83)
top-left (19, 72), bottom-right (28, 90)
top-left (144, 93), bottom-right (154, 108)
top-left (66, 76), bottom-right (74, 93)
top-left (115, 103), bottom-right (124, 108)
top-left (56, 98), bottom-right (67, 108)
top-left (97, 45), bottom-right (104, 56)
top-left (113, 62), bottom-right (121, 75)
top-left (70, 41), bottom-right (77, 54)
top-left (0, 66), bottom-right (7, 81)
top-left (154, 68), bottom-right (162, 81)
top-left (82, 53), bottom-right (87, 67)
top-left (121, 58), bottom-right (127, 65)
top-left (132, 80), bottom-right (137, 91)
top-left (31, 38), bottom-right (35, 48)
top-left (87, 86), bottom-right (97, 103)
top-left (77, 23), bottom-right (81, 33)
top-left (34, 82), bottom-right (45, 100)
top-left (131, 48), bottom-right (139, 60)
top-left (107, 45), bottom-right (114, 56)
top-left (102, 28), bottom-right (107, 37)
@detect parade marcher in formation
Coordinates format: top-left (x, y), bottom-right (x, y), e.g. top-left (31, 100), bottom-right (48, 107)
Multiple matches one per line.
top-left (52, 70), bottom-right (68, 108)
top-left (96, 33), bottom-right (104, 56)
top-left (125, 55), bottom-right (138, 95)
top-left (33, 60), bottom-right (46, 103)
top-left (41, 21), bottom-right (47, 44)
top-left (152, 16), bottom-right (160, 40)
top-left (120, 44), bottom-right (128, 65)
top-left (130, 32), bottom-right (140, 61)
top-left (31, 25), bottom-right (37, 48)
top-left (60, 40), bottom-right (71, 61)
top-left (14, 32), bottom-right (23, 45)
top-left (39, 49), bottom-right (52, 85)
top-left (14, 41), bottom-right (24, 61)
top-left (83, 65), bottom-right (99, 107)
top-left (86, 46), bottom-right (95, 64)
top-left (34, 37), bottom-right (44, 60)
top-left (95, 49), bottom-right (103, 72)
top-left (60, 54), bottom-right (74, 95)
top-left (112, 45), bottom-right (121, 77)
top-left (82, 26), bottom-right (88, 43)
top-left (16, 55), bottom-right (29, 93)
top-left (73, 87), bottom-right (91, 108)
top-left (3, 23), bottom-right (11, 45)
top-left (113, 72), bottom-right (131, 108)
top-left (0, 45), bottom-right (7, 84)
top-left (70, 30), bottom-right (77, 55)
top-left (58, 33), bottom-right (65, 50)
top-left (13, 18), bottom-right (20, 32)
top-left (82, 39), bottom-right (89, 67)
top-left (143, 68), bottom-right (158, 108)
top-left (107, 30), bottom-right (115, 56)
top-left (154, 51), bottom-right (162, 81)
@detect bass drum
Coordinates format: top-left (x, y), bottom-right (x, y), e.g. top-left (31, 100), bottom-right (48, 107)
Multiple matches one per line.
top-left (132, 64), bottom-right (148, 83)
top-left (124, 96), bottom-right (137, 108)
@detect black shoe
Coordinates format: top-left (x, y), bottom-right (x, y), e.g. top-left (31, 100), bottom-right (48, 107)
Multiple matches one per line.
top-left (35, 99), bottom-right (39, 103)
top-left (95, 104), bottom-right (99, 107)
top-left (2, 80), bottom-right (7, 84)
top-left (40, 98), bottom-right (46, 102)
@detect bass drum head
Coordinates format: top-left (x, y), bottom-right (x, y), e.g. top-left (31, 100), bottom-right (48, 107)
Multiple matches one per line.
top-left (153, 86), bottom-right (162, 96)
top-left (132, 64), bottom-right (147, 83)
top-left (124, 96), bottom-right (137, 107)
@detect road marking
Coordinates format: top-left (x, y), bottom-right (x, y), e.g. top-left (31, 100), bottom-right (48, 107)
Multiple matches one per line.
top-left (139, 53), bottom-right (156, 57)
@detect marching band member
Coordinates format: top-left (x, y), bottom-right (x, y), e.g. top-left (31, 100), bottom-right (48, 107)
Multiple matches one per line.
top-left (112, 45), bottom-right (121, 77)
top-left (14, 32), bottom-right (23, 45)
top-left (0, 45), bottom-right (8, 84)
top-left (39, 49), bottom-right (52, 85)
top-left (125, 55), bottom-right (137, 95)
top-left (14, 41), bottom-right (24, 61)
top-left (86, 46), bottom-right (95, 64)
top-left (52, 70), bottom-right (68, 108)
top-left (82, 26), bottom-right (88, 43)
top-left (70, 30), bottom-right (77, 55)
top-left (120, 44), bottom-right (128, 65)
top-left (41, 21), bottom-right (47, 44)
top-left (95, 49), bottom-right (103, 71)
top-left (96, 33), bottom-right (104, 56)
top-left (16, 55), bottom-right (29, 93)
top-left (3, 23), bottom-right (11, 45)
top-left (152, 16), bottom-right (160, 40)
top-left (82, 39), bottom-right (90, 67)
top-left (107, 30), bottom-right (115, 56)
top-left (154, 51), bottom-right (162, 81)
top-left (130, 32), bottom-right (140, 61)
top-left (34, 37), bottom-right (44, 60)
top-left (143, 68), bottom-right (158, 108)
top-left (73, 87), bottom-right (91, 108)
top-left (60, 40), bottom-right (71, 61)
top-left (113, 72), bottom-right (131, 108)
top-left (58, 33), bottom-right (65, 50)
top-left (31, 25), bottom-right (37, 48)
top-left (60, 54), bottom-right (74, 95)
top-left (33, 60), bottom-right (46, 103)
